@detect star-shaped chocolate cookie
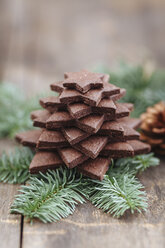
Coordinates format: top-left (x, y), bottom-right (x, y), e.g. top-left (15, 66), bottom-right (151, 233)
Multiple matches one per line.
top-left (63, 70), bottom-right (109, 93)
top-left (59, 82), bottom-right (120, 106)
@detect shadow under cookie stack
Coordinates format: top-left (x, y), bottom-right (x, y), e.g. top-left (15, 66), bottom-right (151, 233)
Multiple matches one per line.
top-left (16, 70), bottom-right (151, 180)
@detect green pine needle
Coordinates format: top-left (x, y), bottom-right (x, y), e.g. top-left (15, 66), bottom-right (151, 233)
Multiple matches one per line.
top-left (11, 168), bottom-right (87, 223)
top-left (115, 153), bottom-right (160, 174)
top-left (0, 147), bottom-right (33, 184)
top-left (0, 83), bottom-right (41, 138)
top-left (84, 153), bottom-right (159, 218)
top-left (87, 174), bottom-right (147, 218)
top-left (93, 62), bottom-right (165, 117)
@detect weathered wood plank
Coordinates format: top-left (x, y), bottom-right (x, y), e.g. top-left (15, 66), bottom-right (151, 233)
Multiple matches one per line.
top-left (0, 140), bottom-right (21, 248)
top-left (22, 159), bottom-right (165, 248)
top-left (0, 184), bottom-right (21, 248)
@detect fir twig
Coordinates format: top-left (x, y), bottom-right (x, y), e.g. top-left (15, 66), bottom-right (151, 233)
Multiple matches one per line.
top-left (93, 62), bottom-right (165, 117)
top-left (115, 153), bottom-right (160, 174)
top-left (0, 83), bottom-right (41, 138)
top-left (11, 168), bottom-right (87, 223)
top-left (0, 147), bottom-right (33, 184)
top-left (84, 153), bottom-right (159, 218)
top-left (87, 174), bottom-right (147, 218)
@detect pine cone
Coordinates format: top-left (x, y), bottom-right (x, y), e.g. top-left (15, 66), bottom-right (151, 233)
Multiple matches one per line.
top-left (140, 101), bottom-right (165, 155)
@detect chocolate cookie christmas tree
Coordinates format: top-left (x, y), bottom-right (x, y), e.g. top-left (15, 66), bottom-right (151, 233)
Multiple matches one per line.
top-left (16, 70), bottom-right (150, 180)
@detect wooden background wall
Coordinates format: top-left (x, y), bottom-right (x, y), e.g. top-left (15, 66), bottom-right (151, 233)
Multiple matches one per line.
top-left (0, 0), bottom-right (165, 95)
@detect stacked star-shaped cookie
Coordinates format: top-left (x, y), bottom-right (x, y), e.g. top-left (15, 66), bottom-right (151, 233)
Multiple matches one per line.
top-left (16, 70), bottom-right (151, 180)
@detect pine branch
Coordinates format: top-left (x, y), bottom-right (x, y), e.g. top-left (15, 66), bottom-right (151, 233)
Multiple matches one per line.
top-left (11, 168), bottom-right (87, 223)
top-left (0, 147), bottom-right (33, 184)
top-left (87, 174), bottom-right (147, 218)
top-left (115, 153), bottom-right (160, 174)
top-left (84, 153), bottom-right (159, 218)
top-left (93, 62), bottom-right (165, 117)
top-left (0, 83), bottom-right (41, 138)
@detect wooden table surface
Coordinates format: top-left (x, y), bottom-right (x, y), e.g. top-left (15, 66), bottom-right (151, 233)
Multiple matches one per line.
top-left (0, 0), bottom-right (165, 247)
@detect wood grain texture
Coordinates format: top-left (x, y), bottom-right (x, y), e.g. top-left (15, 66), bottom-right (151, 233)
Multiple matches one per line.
top-left (0, 140), bottom-right (21, 248)
top-left (0, 184), bottom-right (21, 248)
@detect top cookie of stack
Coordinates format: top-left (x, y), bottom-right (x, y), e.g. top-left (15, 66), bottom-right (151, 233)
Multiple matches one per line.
top-left (16, 70), bottom-right (150, 180)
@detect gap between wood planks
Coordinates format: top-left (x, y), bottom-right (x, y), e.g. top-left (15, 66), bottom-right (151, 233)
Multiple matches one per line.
top-left (20, 215), bottom-right (24, 248)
